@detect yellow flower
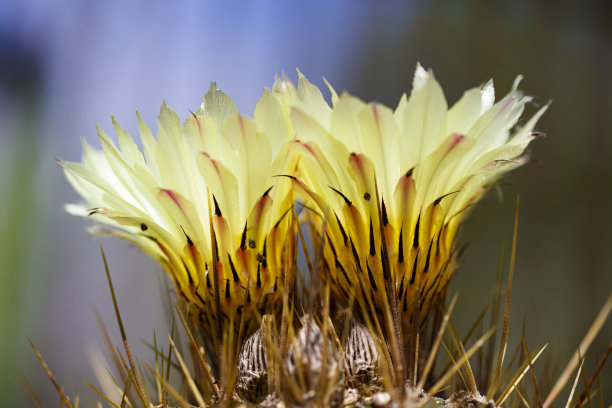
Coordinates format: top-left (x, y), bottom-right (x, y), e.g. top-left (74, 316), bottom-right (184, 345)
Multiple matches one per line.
top-left (61, 67), bottom-right (546, 359)
top-left (274, 65), bottom-right (547, 329)
top-left (61, 82), bottom-right (297, 337)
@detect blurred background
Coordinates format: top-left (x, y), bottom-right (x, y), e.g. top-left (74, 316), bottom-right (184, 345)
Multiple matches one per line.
top-left (1, 0), bottom-right (611, 405)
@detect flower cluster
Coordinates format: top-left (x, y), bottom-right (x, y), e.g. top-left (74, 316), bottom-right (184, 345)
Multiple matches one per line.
top-left (285, 66), bottom-right (546, 327)
top-left (61, 65), bottom-right (546, 401)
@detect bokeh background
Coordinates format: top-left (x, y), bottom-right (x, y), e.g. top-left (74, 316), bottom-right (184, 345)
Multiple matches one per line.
top-left (1, 1), bottom-right (611, 405)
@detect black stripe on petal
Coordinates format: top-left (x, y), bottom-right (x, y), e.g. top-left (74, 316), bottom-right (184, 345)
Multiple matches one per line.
top-left (413, 214), bottom-right (421, 248)
top-left (367, 262), bottom-right (378, 291)
top-left (381, 199), bottom-right (389, 226)
top-left (240, 222), bottom-right (248, 250)
top-left (228, 253), bottom-right (240, 282)
top-left (350, 238), bottom-right (363, 273)
top-left (335, 212), bottom-right (348, 246)
top-left (410, 252), bottom-right (419, 285)
top-left (423, 240), bottom-right (433, 273)
top-left (369, 218), bottom-right (376, 256)
top-left (213, 195), bottom-right (222, 217)
top-left (398, 226), bottom-right (404, 264)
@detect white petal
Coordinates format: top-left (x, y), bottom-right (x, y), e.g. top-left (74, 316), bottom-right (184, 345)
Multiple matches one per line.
top-left (481, 79), bottom-right (495, 113)
top-left (412, 62), bottom-right (429, 91)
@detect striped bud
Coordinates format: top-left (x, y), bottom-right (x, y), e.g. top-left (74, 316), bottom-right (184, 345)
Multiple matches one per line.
top-left (236, 315), bottom-right (272, 403)
top-left (285, 315), bottom-right (344, 406)
top-left (345, 321), bottom-right (380, 390)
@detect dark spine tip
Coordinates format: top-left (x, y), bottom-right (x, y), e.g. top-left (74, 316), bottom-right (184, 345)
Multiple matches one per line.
top-left (350, 238), bottom-right (363, 273)
top-left (367, 262), bottom-right (378, 291)
top-left (424, 240), bottom-right (433, 273)
top-left (240, 222), bottom-right (248, 250)
top-left (410, 253), bottom-right (418, 285)
top-left (213, 231), bottom-right (220, 260)
top-left (381, 246), bottom-right (391, 281)
top-left (381, 199), bottom-right (389, 226)
top-left (329, 186), bottom-right (352, 206)
top-left (434, 190), bottom-right (459, 206)
top-left (196, 291), bottom-right (207, 306)
top-left (326, 232), bottom-right (338, 258)
top-left (262, 186), bottom-right (273, 197)
top-left (337, 261), bottom-right (352, 286)
top-left (212, 195), bottom-right (222, 217)
top-left (256, 264), bottom-right (262, 287)
top-left (413, 214), bottom-right (421, 248)
top-left (398, 227), bottom-right (404, 264)
top-left (183, 260), bottom-right (194, 283)
top-left (369, 218), bottom-right (376, 256)
top-left (180, 225), bottom-right (194, 246)
top-left (273, 173), bottom-right (297, 181)
top-left (405, 167), bottom-right (414, 178)
top-left (335, 213), bottom-right (348, 246)
top-left (228, 254), bottom-right (240, 282)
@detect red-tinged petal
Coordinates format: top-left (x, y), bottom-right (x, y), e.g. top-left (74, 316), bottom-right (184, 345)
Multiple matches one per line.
top-left (157, 188), bottom-right (205, 247)
top-left (393, 170), bottom-right (417, 235)
top-left (196, 152), bottom-right (240, 231)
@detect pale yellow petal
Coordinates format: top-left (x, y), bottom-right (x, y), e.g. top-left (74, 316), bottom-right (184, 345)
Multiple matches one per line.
top-left (356, 103), bottom-right (400, 205)
top-left (198, 81), bottom-right (239, 127)
top-left (220, 114), bottom-right (272, 219)
top-left (136, 110), bottom-right (160, 179)
top-left (196, 152), bottom-right (240, 232)
top-left (112, 115), bottom-right (146, 170)
top-left (397, 65), bottom-right (448, 172)
top-left (254, 89), bottom-right (291, 157)
top-left (330, 93), bottom-right (367, 154)
top-left (183, 113), bottom-right (220, 158)
top-left (296, 70), bottom-right (332, 129)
